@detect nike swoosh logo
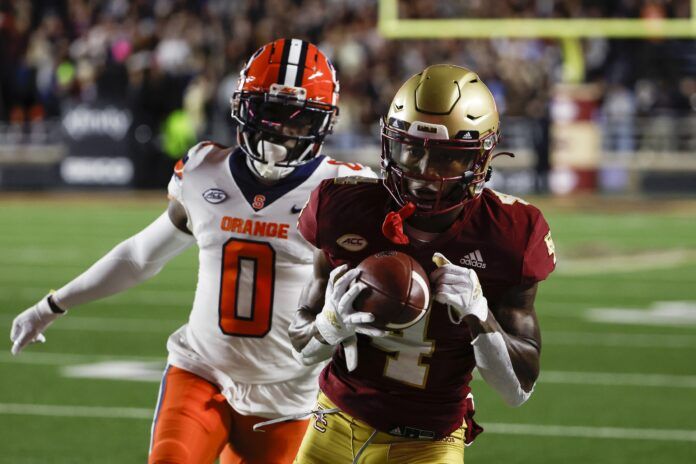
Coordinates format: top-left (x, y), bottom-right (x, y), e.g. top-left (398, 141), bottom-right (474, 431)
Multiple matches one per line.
top-left (291, 205), bottom-right (303, 214)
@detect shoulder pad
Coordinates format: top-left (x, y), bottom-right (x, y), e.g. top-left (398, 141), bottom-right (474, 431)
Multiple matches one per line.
top-left (333, 176), bottom-right (380, 185)
top-left (326, 159), bottom-right (365, 171)
top-left (188, 140), bottom-right (226, 159)
top-left (179, 141), bottom-right (228, 175)
top-left (489, 189), bottom-right (529, 206)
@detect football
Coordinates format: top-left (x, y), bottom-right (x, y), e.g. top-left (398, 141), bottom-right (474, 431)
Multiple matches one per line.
top-left (352, 251), bottom-right (431, 330)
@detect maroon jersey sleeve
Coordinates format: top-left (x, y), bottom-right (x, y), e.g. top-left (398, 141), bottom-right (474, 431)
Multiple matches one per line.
top-left (521, 210), bottom-right (556, 284)
top-left (297, 180), bottom-right (330, 249)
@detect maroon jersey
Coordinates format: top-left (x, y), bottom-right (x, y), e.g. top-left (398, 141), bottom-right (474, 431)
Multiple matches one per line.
top-left (298, 178), bottom-right (555, 440)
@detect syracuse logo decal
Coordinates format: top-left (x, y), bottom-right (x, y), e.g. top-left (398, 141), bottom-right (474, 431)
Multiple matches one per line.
top-left (336, 234), bottom-right (368, 252)
top-left (252, 194), bottom-right (266, 210)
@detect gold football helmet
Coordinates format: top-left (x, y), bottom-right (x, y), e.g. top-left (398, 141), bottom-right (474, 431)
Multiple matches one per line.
top-left (381, 64), bottom-right (500, 215)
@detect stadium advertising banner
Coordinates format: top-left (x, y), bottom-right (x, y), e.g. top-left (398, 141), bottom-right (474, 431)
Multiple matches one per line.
top-left (60, 102), bottom-right (135, 188)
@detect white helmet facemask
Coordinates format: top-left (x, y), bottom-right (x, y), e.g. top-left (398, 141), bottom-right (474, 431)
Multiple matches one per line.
top-left (247, 139), bottom-right (295, 180)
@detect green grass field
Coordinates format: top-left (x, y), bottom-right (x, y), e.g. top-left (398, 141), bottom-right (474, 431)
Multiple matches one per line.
top-left (1, 194), bottom-right (695, 463)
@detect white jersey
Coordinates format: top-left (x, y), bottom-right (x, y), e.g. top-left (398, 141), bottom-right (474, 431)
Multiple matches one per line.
top-left (165, 141), bottom-right (374, 416)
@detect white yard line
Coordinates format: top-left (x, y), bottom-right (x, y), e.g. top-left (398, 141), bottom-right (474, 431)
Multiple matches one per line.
top-left (0, 315), bottom-right (184, 332)
top-left (0, 352), bottom-right (163, 365)
top-left (557, 249), bottom-right (696, 276)
top-left (5, 352), bottom-right (696, 389)
top-left (62, 360), bottom-right (164, 382)
top-left (1, 402), bottom-right (694, 442)
top-left (542, 331), bottom-right (696, 348)
top-left (0, 249), bottom-right (84, 261)
top-left (0, 288), bottom-right (193, 306)
top-left (0, 403), bottom-right (153, 419)
top-left (484, 423), bottom-right (696, 442)
top-left (539, 371), bottom-right (696, 388)
top-left (2, 311), bottom-right (693, 349)
top-left (469, 370), bottom-right (696, 389)
top-left (587, 302), bottom-right (696, 327)
top-left (0, 286), bottom-right (193, 298)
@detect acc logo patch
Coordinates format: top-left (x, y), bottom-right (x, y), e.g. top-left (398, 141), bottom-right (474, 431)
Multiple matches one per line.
top-left (202, 188), bottom-right (227, 204)
top-left (337, 234), bottom-right (368, 252)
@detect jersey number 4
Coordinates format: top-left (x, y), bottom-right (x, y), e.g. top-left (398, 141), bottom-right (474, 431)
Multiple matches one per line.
top-left (218, 238), bottom-right (275, 337)
top-left (371, 313), bottom-right (435, 389)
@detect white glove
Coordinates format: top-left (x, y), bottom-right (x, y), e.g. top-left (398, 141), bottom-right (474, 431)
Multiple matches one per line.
top-left (315, 265), bottom-right (386, 344)
top-left (430, 252), bottom-right (488, 322)
top-left (10, 297), bottom-right (66, 355)
top-left (315, 265), bottom-right (386, 372)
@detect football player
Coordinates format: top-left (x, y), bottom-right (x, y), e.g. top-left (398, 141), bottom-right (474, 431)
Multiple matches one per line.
top-left (9, 38), bottom-right (374, 464)
top-left (289, 65), bottom-right (556, 463)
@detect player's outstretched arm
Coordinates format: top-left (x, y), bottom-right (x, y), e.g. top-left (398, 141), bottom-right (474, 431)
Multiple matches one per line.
top-left (431, 253), bottom-right (541, 407)
top-left (289, 250), bottom-right (384, 371)
top-left (289, 251), bottom-right (331, 346)
top-left (289, 250), bottom-right (335, 365)
top-left (10, 200), bottom-right (195, 355)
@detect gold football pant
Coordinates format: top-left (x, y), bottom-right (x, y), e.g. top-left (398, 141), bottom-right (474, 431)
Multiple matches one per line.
top-left (293, 392), bottom-right (465, 464)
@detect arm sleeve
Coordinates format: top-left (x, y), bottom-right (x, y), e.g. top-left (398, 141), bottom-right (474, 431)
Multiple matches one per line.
top-left (521, 212), bottom-right (556, 285)
top-left (472, 332), bottom-right (533, 407)
top-left (52, 212), bottom-right (196, 310)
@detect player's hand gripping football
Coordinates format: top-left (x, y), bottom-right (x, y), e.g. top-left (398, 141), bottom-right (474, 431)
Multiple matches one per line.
top-left (10, 297), bottom-right (66, 355)
top-left (431, 253), bottom-right (488, 322)
top-left (316, 264), bottom-right (386, 344)
top-left (315, 265), bottom-right (386, 372)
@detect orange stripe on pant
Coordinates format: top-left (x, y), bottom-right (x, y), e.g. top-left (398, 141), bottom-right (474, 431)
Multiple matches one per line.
top-left (149, 366), bottom-right (309, 464)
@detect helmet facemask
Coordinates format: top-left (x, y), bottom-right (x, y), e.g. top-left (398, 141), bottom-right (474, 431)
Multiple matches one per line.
top-left (232, 86), bottom-right (336, 179)
top-left (382, 117), bottom-right (498, 216)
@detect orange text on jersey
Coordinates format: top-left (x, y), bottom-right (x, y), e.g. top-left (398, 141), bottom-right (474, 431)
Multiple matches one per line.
top-left (220, 216), bottom-right (290, 239)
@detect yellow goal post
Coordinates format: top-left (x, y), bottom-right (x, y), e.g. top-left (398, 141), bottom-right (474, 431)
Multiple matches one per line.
top-left (378, 0), bottom-right (696, 39)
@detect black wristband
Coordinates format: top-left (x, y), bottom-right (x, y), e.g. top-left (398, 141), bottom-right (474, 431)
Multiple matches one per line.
top-left (47, 295), bottom-right (67, 314)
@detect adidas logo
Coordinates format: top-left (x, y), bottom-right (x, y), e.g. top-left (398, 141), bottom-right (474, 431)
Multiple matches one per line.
top-left (460, 249), bottom-right (486, 269)
top-left (462, 131), bottom-right (473, 139)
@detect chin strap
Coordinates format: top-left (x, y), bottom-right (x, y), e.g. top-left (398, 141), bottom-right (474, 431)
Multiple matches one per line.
top-left (381, 202), bottom-right (416, 245)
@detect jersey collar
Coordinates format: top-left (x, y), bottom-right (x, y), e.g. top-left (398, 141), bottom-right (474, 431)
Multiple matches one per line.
top-left (229, 148), bottom-right (325, 211)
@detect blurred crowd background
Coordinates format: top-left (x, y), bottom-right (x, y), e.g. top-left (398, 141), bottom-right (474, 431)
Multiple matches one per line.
top-left (0, 0), bottom-right (694, 193)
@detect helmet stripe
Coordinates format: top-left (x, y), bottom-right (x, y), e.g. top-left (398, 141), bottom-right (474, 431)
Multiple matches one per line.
top-left (284, 64), bottom-right (298, 86)
top-left (277, 39), bottom-right (292, 85)
top-left (280, 39), bottom-right (304, 86)
top-left (295, 41), bottom-right (309, 86)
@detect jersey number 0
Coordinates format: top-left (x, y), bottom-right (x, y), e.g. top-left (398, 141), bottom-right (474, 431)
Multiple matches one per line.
top-left (218, 238), bottom-right (275, 337)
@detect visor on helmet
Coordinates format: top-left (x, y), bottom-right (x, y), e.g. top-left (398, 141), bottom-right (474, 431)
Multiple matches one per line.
top-left (389, 139), bottom-right (479, 178)
top-left (382, 118), bottom-right (496, 215)
top-left (238, 96), bottom-right (331, 139)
